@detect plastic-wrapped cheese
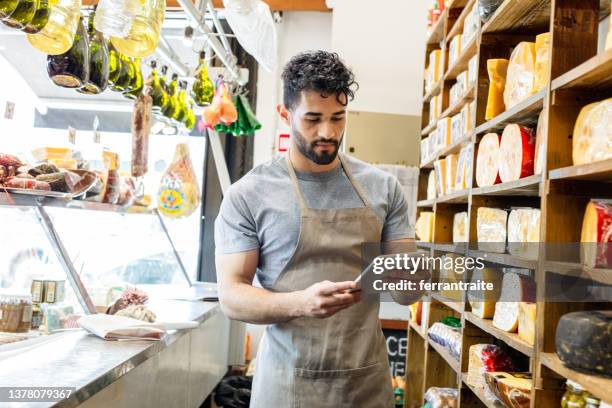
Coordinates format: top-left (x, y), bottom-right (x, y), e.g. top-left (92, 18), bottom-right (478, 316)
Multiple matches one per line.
top-left (486, 59), bottom-right (509, 120)
top-left (449, 34), bottom-right (462, 67)
top-left (555, 311), bottom-right (612, 376)
top-left (469, 267), bottom-right (503, 318)
top-left (460, 104), bottom-right (470, 140)
top-left (476, 133), bottom-right (502, 187)
top-left (430, 49), bottom-right (442, 83)
top-left (518, 302), bottom-right (536, 345)
top-left (507, 208), bottom-right (541, 260)
top-left (484, 372), bottom-right (532, 408)
top-left (468, 55), bottom-right (478, 86)
top-left (427, 170), bottom-right (437, 200)
top-left (451, 113), bottom-right (462, 144)
top-left (534, 108), bottom-right (547, 175)
top-left (445, 154), bottom-right (458, 194)
top-left (477, 207), bottom-right (507, 253)
top-left (416, 211), bottom-right (434, 242)
top-left (504, 42), bottom-right (536, 109)
top-left (409, 300), bottom-right (422, 325)
top-left (453, 212), bottom-right (468, 243)
top-left (456, 144), bottom-right (474, 191)
top-left (420, 138), bottom-right (428, 164)
top-left (580, 200), bottom-right (612, 268)
top-left (533, 33), bottom-right (550, 93)
top-left (493, 273), bottom-right (536, 333)
top-left (434, 158), bottom-right (447, 196)
top-left (437, 117), bottom-right (452, 149)
top-left (467, 344), bottom-right (517, 389)
top-left (499, 124), bottom-right (536, 183)
top-left (572, 98), bottom-right (612, 165)
top-left (440, 253), bottom-right (464, 301)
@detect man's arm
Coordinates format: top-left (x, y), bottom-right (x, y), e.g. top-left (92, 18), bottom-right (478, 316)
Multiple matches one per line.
top-left (216, 250), bottom-right (362, 324)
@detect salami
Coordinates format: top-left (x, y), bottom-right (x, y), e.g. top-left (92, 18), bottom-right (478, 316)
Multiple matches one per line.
top-left (131, 94), bottom-right (152, 178)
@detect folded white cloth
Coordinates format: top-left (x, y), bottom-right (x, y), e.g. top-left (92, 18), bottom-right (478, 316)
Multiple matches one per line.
top-left (78, 314), bottom-right (165, 341)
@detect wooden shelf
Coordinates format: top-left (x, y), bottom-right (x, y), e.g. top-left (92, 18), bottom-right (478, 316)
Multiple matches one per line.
top-left (427, 336), bottom-right (462, 373)
top-left (545, 261), bottom-right (612, 286)
top-left (468, 250), bottom-right (538, 270)
top-left (417, 241), bottom-right (434, 249)
top-left (548, 160), bottom-right (612, 182)
top-left (409, 319), bottom-right (426, 339)
top-left (420, 155), bottom-right (436, 169)
top-left (437, 133), bottom-right (473, 158)
top-left (447, 0), bottom-right (476, 40)
top-left (423, 78), bottom-right (444, 103)
top-left (441, 86), bottom-right (475, 119)
top-left (465, 312), bottom-right (534, 357)
top-left (432, 243), bottom-right (468, 254)
top-left (444, 35), bottom-right (478, 80)
top-left (461, 373), bottom-right (506, 408)
top-left (471, 175), bottom-right (542, 196)
top-left (551, 49), bottom-right (612, 91)
top-left (418, 199), bottom-right (435, 207)
top-left (475, 89), bottom-right (545, 136)
top-left (427, 8), bottom-right (447, 45)
top-left (436, 189), bottom-right (469, 204)
top-left (421, 120), bottom-right (438, 136)
top-left (431, 292), bottom-right (465, 314)
top-left (481, 0), bottom-right (551, 34)
top-left (540, 352), bottom-right (612, 404)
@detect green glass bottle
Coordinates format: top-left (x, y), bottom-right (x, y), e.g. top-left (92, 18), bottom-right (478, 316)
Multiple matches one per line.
top-left (22, 0), bottom-right (49, 34)
top-left (162, 72), bottom-right (178, 120)
top-left (123, 57), bottom-right (143, 99)
top-left (175, 80), bottom-right (188, 123)
top-left (111, 52), bottom-right (132, 92)
top-left (2, 0), bottom-right (37, 29)
top-left (191, 51), bottom-right (214, 106)
top-left (0, 0), bottom-right (18, 20)
top-left (107, 43), bottom-right (121, 88)
top-left (183, 101), bottom-right (196, 131)
top-left (78, 10), bottom-right (109, 94)
top-left (146, 60), bottom-right (167, 114)
top-left (47, 15), bottom-right (89, 88)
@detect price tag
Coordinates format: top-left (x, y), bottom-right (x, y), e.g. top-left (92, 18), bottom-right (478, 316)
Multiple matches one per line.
top-left (93, 115), bottom-right (100, 143)
top-left (68, 126), bottom-right (76, 145)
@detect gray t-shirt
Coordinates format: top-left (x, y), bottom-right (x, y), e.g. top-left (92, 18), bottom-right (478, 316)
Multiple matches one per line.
top-left (214, 154), bottom-right (415, 289)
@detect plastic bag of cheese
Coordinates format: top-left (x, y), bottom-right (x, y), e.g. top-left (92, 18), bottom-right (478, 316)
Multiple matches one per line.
top-left (580, 200), bottom-right (612, 268)
top-left (507, 208), bottom-right (541, 260)
top-left (504, 42), bottom-right (536, 109)
top-left (477, 207), bottom-right (507, 253)
top-left (493, 273), bottom-right (536, 333)
top-left (572, 98), bottom-right (612, 166)
top-left (468, 267), bottom-right (503, 318)
top-left (499, 124), bottom-right (536, 183)
top-left (484, 372), bottom-right (532, 408)
top-left (476, 133), bottom-right (502, 187)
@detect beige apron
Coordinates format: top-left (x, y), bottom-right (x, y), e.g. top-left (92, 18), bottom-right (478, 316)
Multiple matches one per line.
top-left (250, 153), bottom-right (394, 408)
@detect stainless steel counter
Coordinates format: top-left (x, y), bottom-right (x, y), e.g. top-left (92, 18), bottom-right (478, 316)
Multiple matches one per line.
top-left (0, 299), bottom-right (229, 408)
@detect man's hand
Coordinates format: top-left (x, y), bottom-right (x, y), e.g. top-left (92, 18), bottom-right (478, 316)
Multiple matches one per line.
top-left (296, 280), bottom-right (361, 318)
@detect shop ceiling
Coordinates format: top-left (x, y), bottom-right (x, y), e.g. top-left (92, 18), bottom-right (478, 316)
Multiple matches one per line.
top-left (80, 0), bottom-right (331, 11)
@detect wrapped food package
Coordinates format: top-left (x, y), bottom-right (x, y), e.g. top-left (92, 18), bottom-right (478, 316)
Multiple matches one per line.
top-left (484, 372), bottom-right (532, 408)
top-left (580, 200), bottom-right (612, 268)
top-left (31, 147), bottom-right (73, 163)
top-left (449, 34), bottom-right (462, 68)
top-left (424, 387), bottom-right (458, 408)
top-left (35, 171), bottom-right (81, 193)
top-left (131, 94), bottom-right (152, 178)
top-left (439, 253), bottom-right (464, 301)
top-left (409, 300), bottom-right (422, 325)
top-left (555, 310), bottom-right (612, 376)
top-left (445, 154), bottom-right (458, 194)
top-left (493, 273), bottom-right (536, 333)
top-left (427, 170), bottom-right (436, 200)
top-left (158, 144), bottom-right (201, 218)
top-left (469, 267), bottom-right (503, 318)
top-left (468, 55), bottom-right (478, 86)
top-left (430, 49), bottom-right (442, 84)
top-left (486, 59), bottom-right (509, 120)
top-left (504, 42), bottom-right (537, 109)
top-left (437, 117), bottom-right (452, 149)
top-left (428, 321), bottom-right (462, 359)
top-left (533, 33), bottom-right (550, 93)
top-left (460, 103), bottom-right (470, 140)
top-left (507, 208), bottom-right (541, 260)
top-left (453, 212), bottom-right (468, 243)
top-left (103, 150), bottom-right (119, 171)
top-left (477, 207), bottom-right (508, 253)
top-left (476, 133), bottom-right (502, 187)
top-left (457, 71), bottom-right (468, 96)
top-left (420, 138), bottom-right (428, 164)
top-left (430, 95), bottom-right (438, 125)
top-left (416, 212), bottom-right (435, 242)
top-left (518, 302), bottom-right (536, 345)
top-left (499, 124), bottom-right (536, 183)
top-left (451, 113), bottom-right (462, 145)
top-left (478, 0), bottom-right (504, 23)
top-left (572, 98), bottom-right (612, 166)
top-left (534, 108), bottom-right (547, 175)
top-left (434, 158), bottom-right (447, 197)
top-left (455, 144), bottom-right (474, 191)
top-left (467, 344), bottom-right (517, 389)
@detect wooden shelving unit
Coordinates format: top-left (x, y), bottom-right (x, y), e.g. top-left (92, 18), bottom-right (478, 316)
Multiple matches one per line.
top-left (408, 0), bottom-right (612, 407)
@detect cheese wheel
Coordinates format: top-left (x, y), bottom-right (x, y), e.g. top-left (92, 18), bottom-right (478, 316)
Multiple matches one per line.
top-left (533, 33), bottom-right (550, 93)
top-left (518, 302), bottom-right (536, 345)
top-left (484, 372), bottom-right (532, 408)
top-left (534, 108), bottom-right (547, 175)
top-left (437, 117), bottom-right (452, 149)
top-left (493, 273), bottom-right (536, 332)
top-left (477, 207), bottom-right (507, 253)
top-left (508, 208), bottom-right (541, 260)
top-left (451, 113), bottom-right (462, 145)
top-left (440, 253), bottom-right (464, 301)
top-left (434, 159), bottom-right (447, 196)
top-left (486, 59), bottom-right (509, 120)
top-left (445, 154), bottom-right (458, 194)
top-left (580, 200), bottom-right (612, 268)
top-left (453, 212), bottom-right (468, 243)
top-left (504, 42), bottom-right (536, 109)
top-left (409, 300), bottom-right (422, 325)
top-left (499, 124), bottom-right (536, 183)
top-left (555, 310), bottom-right (612, 376)
top-left (476, 133), bottom-right (502, 187)
top-left (469, 267), bottom-right (502, 318)
top-left (572, 98), bottom-right (612, 166)
top-left (416, 212), bottom-right (435, 242)
top-left (427, 170), bottom-right (436, 200)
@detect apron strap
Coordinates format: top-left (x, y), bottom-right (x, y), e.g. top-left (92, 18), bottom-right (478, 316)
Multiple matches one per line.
top-left (285, 152), bottom-right (373, 210)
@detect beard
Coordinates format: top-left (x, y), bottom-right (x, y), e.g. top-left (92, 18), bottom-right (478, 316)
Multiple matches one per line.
top-left (292, 126), bottom-right (342, 165)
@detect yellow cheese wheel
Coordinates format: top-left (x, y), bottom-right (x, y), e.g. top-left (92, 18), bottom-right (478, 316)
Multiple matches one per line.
top-left (416, 212), bottom-right (434, 242)
top-left (504, 42), bottom-right (536, 109)
top-left (518, 302), bottom-right (536, 345)
top-left (476, 133), bottom-right (502, 187)
top-left (572, 98), bottom-right (612, 166)
top-left (486, 59), bottom-right (509, 120)
top-left (445, 154), bottom-right (458, 194)
top-left (534, 33), bottom-right (550, 93)
top-left (453, 212), bottom-right (468, 243)
top-left (477, 207), bottom-right (507, 253)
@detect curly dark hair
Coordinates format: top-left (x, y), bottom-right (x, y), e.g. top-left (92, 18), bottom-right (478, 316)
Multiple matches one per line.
top-left (281, 50), bottom-right (358, 110)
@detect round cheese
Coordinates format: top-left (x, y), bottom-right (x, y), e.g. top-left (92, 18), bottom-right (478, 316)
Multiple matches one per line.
top-left (499, 124), bottom-right (535, 183)
top-left (476, 133), bottom-right (502, 187)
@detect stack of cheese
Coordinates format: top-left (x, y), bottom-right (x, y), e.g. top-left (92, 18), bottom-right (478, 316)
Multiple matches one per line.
top-left (427, 170), bottom-right (436, 200)
top-left (572, 98), bottom-right (612, 166)
top-left (416, 211), bottom-right (434, 242)
top-left (466, 344), bottom-right (517, 390)
top-left (429, 94), bottom-right (443, 127)
top-left (476, 207), bottom-right (507, 253)
top-left (507, 208), bottom-right (541, 260)
top-left (448, 34), bottom-right (462, 68)
top-left (425, 49), bottom-right (443, 92)
top-left (580, 200), bottom-right (612, 269)
top-left (468, 267), bottom-right (503, 318)
top-left (455, 144), bottom-right (474, 191)
top-left (492, 272), bottom-right (536, 336)
top-left (453, 212), bottom-right (468, 243)
top-left (484, 372), bottom-right (532, 408)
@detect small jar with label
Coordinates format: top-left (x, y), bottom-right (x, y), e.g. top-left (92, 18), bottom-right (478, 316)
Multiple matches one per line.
top-left (0, 292), bottom-right (33, 333)
top-left (561, 380), bottom-right (586, 408)
top-left (31, 303), bottom-right (43, 330)
top-left (585, 396), bottom-right (601, 408)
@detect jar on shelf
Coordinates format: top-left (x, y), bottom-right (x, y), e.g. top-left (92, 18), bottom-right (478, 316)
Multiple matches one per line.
top-left (585, 396), bottom-right (601, 408)
top-left (31, 303), bottom-right (43, 330)
top-left (561, 380), bottom-right (587, 408)
top-left (0, 292), bottom-right (33, 333)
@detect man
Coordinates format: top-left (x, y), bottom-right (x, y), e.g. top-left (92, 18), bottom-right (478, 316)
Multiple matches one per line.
top-left (215, 51), bottom-right (420, 407)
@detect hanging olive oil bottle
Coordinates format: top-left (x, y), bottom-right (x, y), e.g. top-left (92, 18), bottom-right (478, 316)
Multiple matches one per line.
top-left (78, 10), bottom-right (109, 94)
top-left (110, 52), bottom-right (132, 92)
top-left (47, 15), bottom-right (89, 88)
top-left (123, 57), bottom-right (143, 99)
top-left (191, 51), bottom-right (214, 106)
top-left (175, 80), bottom-right (188, 123)
top-left (162, 72), bottom-right (179, 121)
top-left (146, 60), bottom-right (167, 114)
top-left (0, 0), bottom-right (18, 20)
top-left (22, 0), bottom-right (49, 34)
top-left (2, 0), bottom-right (37, 29)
